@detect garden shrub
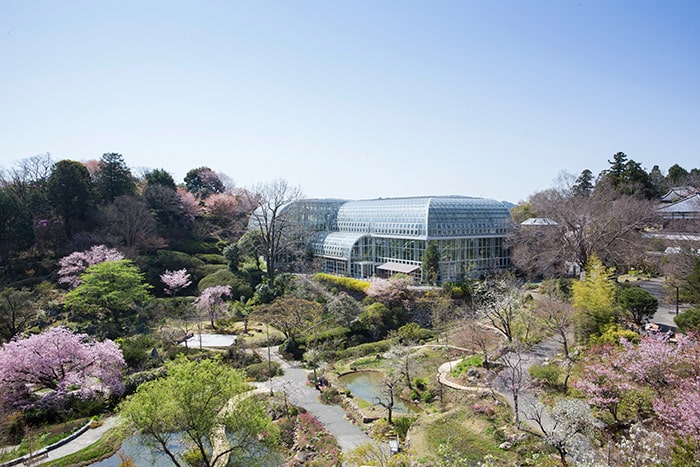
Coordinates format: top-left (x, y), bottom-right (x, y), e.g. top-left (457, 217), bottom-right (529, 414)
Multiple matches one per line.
top-left (335, 339), bottom-right (393, 360)
top-left (421, 389), bottom-right (436, 404)
top-left (198, 268), bottom-right (253, 299)
top-left (171, 239), bottom-right (221, 255)
top-left (320, 387), bottom-right (343, 405)
top-left (195, 253), bottom-right (227, 264)
top-left (529, 363), bottom-right (561, 387)
top-left (196, 264), bottom-right (227, 279)
top-left (370, 418), bottom-right (395, 441)
top-left (394, 416), bottom-right (417, 441)
top-left (451, 355), bottom-right (483, 377)
top-left (245, 361), bottom-right (282, 381)
top-left (154, 250), bottom-right (205, 272)
top-left (675, 307), bottom-right (700, 334)
top-left (223, 345), bottom-right (261, 368)
top-left (116, 334), bottom-right (156, 371)
top-left (590, 324), bottom-right (641, 346)
top-left (305, 326), bottom-right (349, 347)
top-left (442, 281), bottom-right (471, 300)
top-left (314, 273), bottom-right (370, 294)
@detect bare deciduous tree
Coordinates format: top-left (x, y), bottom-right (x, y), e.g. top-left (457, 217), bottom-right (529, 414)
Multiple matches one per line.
top-left (375, 374), bottom-right (400, 425)
top-left (103, 195), bottom-right (166, 254)
top-left (509, 174), bottom-right (657, 277)
top-left (244, 178), bottom-right (303, 282)
top-left (536, 294), bottom-right (575, 358)
top-left (527, 399), bottom-right (601, 467)
top-left (499, 346), bottom-right (526, 428)
top-left (474, 275), bottom-right (528, 343)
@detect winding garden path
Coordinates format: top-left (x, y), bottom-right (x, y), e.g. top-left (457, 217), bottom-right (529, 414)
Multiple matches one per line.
top-left (255, 346), bottom-right (376, 453)
top-left (435, 339), bottom-right (558, 435)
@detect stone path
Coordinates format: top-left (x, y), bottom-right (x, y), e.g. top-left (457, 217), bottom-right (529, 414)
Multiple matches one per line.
top-left (255, 346), bottom-right (376, 453)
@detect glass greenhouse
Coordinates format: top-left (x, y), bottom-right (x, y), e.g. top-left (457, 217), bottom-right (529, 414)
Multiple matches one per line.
top-left (252, 196), bottom-right (512, 284)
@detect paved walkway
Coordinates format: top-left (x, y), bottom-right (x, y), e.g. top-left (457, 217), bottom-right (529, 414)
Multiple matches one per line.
top-left (255, 347), bottom-right (375, 453)
top-left (39, 417), bottom-right (119, 465)
top-left (637, 277), bottom-right (691, 327)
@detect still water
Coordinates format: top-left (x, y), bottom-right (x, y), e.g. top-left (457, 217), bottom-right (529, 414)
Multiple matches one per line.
top-left (337, 371), bottom-right (419, 414)
top-left (90, 434), bottom-right (182, 466)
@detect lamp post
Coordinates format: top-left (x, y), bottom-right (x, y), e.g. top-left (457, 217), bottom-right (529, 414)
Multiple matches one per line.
top-left (675, 285), bottom-right (680, 316)
top-left (266, 323), bottom-right (273, 396)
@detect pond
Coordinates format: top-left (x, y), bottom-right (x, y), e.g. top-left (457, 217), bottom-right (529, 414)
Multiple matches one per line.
top-left (337, 371), bottom-right (419, 414)
top-left (91, 433), bottom-right (280, 466)
top-left (91, 434), bottom-right (182, 466)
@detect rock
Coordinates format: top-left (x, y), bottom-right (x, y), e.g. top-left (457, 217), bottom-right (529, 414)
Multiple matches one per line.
top-left (507, 432), bottom-right (528, 444)
top-left (467, 368), bottom-right (480, 378)
top-left (499, 441), bottom-right (512, 450)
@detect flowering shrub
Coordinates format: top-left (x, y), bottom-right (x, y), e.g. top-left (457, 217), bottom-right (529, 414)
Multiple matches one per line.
top-left (290, 412), bottom-right (342, 466)
top-left (470, 403), bottom-right (496, 417)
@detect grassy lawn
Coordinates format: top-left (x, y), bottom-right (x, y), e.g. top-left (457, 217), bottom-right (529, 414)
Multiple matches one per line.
top-left (41, 428), bottom-right (123, 467)
top-left (408, 401), bottom-right (551, 466)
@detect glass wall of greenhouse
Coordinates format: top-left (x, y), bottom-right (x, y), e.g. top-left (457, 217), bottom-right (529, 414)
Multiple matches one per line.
top-left (254, 196), bottom-right (512, 284)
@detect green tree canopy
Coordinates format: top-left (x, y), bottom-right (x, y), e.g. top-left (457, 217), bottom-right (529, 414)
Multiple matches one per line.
top-left (47, 160), bottom-right (95, 237)
top-left (64, 259), bottom-right (153, 337)
top-left (572, 254), bottom-right (619, 342)
top-left (144, 168), bottom-right (177, 191)
top-left (94, 153), bottom-right (136, 203)
top-left (0, 288), bottom-right (38, 343)
top-left (674, 308), bottom-right (700, 334)
top-left (683, 258), bottom-right (700, 305)
top-left (617, 285), bottom-right (658, 324)
top-left (184, 166), bottom-right (225, 199)
top-left (0, 187), bottom-right (34, 264)
top-left (667, 163), bottom-right (690, 185)
top-left (572, 169), bottom-right (595, 197)
top-left (119, 357), bottom-right (279, 467)
top-left (421, 241), bottom-right (440, 285)
top-left (254, 296), bottom-right (322, 345)
top-left (601, 152), bottom-right (658, 199)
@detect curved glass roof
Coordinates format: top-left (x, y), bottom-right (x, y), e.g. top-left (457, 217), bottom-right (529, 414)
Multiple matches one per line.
top-left (337, 196), bottom-right (509, 238)
top-left (249, 198), bottom-right (346, 231)
top-left (309, 231), bottom-right (370, 259)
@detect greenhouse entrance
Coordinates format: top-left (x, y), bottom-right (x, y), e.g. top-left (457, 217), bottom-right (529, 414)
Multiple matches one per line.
top-left (376, 262), bottom-right (421, 282)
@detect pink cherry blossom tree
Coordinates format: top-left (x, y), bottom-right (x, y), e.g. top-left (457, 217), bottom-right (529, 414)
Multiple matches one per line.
top-left (575, 334), bottom-right (700, 444)
top-left (574, 344), bottom-right (634, 422)
top-left (58, 244), bottom-right (124, 288)
top-left (367, 274), bottom-right (412, 309)
top-left (194, 285), bottom-right (232, 329)
top-left (0, 327), bottom-right (125, 412)
top-left (160, 269), bottom-right (192, 297)
top-left (177, 187), bottom-right (200, 221)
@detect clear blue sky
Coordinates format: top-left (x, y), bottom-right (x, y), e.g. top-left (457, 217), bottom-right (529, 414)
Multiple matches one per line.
top-left (1, 1), bottom-right (698, 203)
